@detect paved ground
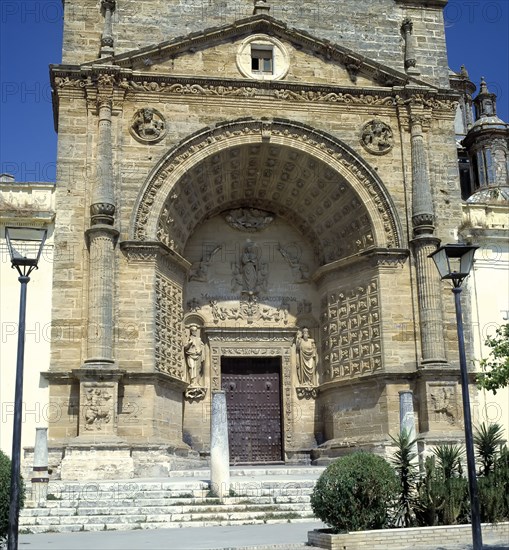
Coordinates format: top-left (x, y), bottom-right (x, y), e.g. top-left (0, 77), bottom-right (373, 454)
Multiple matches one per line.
top-left (19, 522), bottom-right (322, 549)
top-left (15, 522), bottom-right (509, 550)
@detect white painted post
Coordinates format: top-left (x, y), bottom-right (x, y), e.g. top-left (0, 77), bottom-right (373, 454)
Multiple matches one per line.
top-left (210, 391), bottom-right (230, 500)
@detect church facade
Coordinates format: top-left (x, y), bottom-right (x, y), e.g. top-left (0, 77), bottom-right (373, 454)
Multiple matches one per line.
top-left (37, 0), bottom-right (508, 478)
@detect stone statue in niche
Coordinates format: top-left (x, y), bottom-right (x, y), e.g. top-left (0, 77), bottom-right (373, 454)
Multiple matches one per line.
top-left (131, 108), bottom-right (166, 143)
top-left (360, 119), bottom-right (394, 155)
top-left (84, 387), bottom-right (112, 430)
top-left (224, 208), bottom-right (274, 232)
top-left (189, 245), bottom-right (222, 282)
top-left (184, 324), bottom-right (205, 385)
top-left (295, 328), bottom-right (318, 386)
top-left (278, 243), bottom-right (309, 282)
top-left (232, 240), bottom-right (268, 295)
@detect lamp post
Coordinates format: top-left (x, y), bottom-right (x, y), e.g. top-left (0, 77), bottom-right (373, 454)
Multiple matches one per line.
top-left (4, 226), bottom-right (47, 550)
top-left (429, 243), bottom-right (482, 550)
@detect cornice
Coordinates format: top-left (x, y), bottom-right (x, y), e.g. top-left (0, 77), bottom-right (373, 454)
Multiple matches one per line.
top-left (312, 247), bottom-right (409, 282)
top-left (50, 66), bottom-right (459, 114)
top-left (120, 240), bottom-right (191, 271)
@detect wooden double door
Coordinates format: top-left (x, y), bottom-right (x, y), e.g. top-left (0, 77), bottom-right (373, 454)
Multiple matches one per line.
top-left (221, 356), bottom-right (283, 463)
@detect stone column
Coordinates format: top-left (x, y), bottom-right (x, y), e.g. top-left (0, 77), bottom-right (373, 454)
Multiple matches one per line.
top-left (100, 0), bottom-right (116, 58)
top-left (210, 391), bottom-right (230, 500)
top-left (399, 390), bottom-right (416, 439)
top-left (409, 114), bottom-right (447, 365)
top-left (401, 19), bottom-right (419, 75)
top-left (85, 83), bottom-right (118, 369)
top-left (79, 74), bottom-right (122, 438)
top-left (31, 428), bottom-right (49, 504)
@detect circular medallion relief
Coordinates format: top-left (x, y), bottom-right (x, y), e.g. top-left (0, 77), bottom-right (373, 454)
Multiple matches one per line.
top-left (360, 119), bottom-right (394, 155)
top-left (130, 108), bottom-right (167, 144)
top-left (236, 34), bottom-right (289, 81)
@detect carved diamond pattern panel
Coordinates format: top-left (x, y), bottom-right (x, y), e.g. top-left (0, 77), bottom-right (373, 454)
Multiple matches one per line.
top-left (154, 273), bottom-right (184, 378)
top-left (322, 280), bottom-right (381, 379)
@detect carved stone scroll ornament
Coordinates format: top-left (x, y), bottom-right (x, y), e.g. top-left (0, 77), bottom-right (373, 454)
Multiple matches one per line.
top-left (209, 298), bottom-right (289, 325)
top-left (224, 208), bottom-right (274, 232)
top-left (185, 386), bottom-right (207, 400)
top-left (130, 108), bottom-right (167, 144)
top-left (296, 386), bottom-right (318, 399)
top-left (360, 120), bottom-right (394, 155)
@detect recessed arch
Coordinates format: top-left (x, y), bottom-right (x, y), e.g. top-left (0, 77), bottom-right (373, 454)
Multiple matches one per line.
top-left (131, 118), bottom-right (404, 264)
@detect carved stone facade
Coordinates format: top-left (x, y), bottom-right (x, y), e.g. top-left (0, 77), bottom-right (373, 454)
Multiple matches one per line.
top-left (38, 0), bottom-right (497, 477)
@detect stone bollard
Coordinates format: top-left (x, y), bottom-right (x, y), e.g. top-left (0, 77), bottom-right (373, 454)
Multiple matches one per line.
top-left (399, 390), bottom-right (416, 439)
top-left (210, 390), bottom-right (230, 500)
top-left (399, 390), bottom-right (419, 464)
top-left (31, 427), bottom-right (49, 505)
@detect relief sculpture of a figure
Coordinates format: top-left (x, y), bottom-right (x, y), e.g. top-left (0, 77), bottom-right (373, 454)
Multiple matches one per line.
top-left (295, 328), bottom-right (317, 386)
top-left (184, 324), bottom-right (205, 385)
top-left (234, 240), bottom-right (267, 295)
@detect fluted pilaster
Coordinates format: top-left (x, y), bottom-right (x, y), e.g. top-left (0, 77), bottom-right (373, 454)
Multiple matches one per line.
top-left (409, 112), bottom-right (447, 365)
top-left (85, 226), bottom-right (118, 364)
top-left (84, 76), bottom-right (118, 368)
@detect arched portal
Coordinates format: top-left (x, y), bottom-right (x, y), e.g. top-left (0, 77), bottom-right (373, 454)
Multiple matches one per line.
top-left (127, 118), bottom-right (407, 462)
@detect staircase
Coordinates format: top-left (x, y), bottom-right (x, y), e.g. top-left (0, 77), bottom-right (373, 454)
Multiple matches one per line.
top-left (19, 467), bottom-right (324, 534)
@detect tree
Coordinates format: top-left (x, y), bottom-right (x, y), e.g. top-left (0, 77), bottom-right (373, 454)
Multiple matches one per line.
top-left (476, 323), bottom-right (509, 394)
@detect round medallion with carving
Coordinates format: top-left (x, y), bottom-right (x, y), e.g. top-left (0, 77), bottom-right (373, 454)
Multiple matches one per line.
top-left (130, 108), bottom-right (167, 144)
top-left (360, 119), bottom-right (394, 155)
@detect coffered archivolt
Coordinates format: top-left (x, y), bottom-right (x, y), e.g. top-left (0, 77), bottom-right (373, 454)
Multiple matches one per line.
top-left (131, 119), bottom-right (403, 264)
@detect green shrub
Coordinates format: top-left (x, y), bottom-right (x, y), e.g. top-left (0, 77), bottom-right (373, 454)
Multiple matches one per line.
top-left (310, 452), bottom-right (399, 533)
top-left (0, 450), bottom-right (26, 541)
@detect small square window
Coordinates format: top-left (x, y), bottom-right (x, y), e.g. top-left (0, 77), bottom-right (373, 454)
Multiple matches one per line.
top-left (251, 45), bottom-right (273, 75)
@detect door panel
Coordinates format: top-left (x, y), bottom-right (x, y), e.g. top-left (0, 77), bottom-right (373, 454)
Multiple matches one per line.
top-left (221, 356), bottom-right (283, 463)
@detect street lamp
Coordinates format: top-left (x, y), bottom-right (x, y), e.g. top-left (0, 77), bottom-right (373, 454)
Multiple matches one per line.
top-left (429, 242), bottom-right (482, 550)
top-left (4, 226), bottom-right (47, 550)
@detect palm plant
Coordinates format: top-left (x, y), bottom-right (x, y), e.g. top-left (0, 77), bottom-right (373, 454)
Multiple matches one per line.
top-left (473, 422), bottom-right (505, 476)
top-left (431, 443), bottom-right (468, 525)
top-left (432, 443), bottom-right (464, 480)
top-left (390, 429), bottom-right (420, 527)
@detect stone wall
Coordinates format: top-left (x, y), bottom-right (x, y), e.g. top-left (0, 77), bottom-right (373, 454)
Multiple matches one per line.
top-left (61, 0), bottom-right (449, 87)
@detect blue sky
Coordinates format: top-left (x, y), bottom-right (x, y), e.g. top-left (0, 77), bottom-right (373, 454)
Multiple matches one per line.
top-left (0, 0), bottom-right (508, 182)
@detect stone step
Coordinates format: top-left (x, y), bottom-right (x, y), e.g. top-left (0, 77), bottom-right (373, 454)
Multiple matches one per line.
top-left (20, 468), bottom-right (322, 534)
top-left (21, 501), bottom-right (312, 518)
top-left (167, 467), bottom-right (325, 478)
top-left (21, 516), bottom-right (318, 535)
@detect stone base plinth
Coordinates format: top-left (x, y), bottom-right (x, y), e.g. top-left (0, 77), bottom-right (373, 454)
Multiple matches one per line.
top-left (131, 444), bottom-right (202, 477)
top-left (24, 443), bottom-right (203, 480)
top-left (60, 444), bottom-right (134, 480)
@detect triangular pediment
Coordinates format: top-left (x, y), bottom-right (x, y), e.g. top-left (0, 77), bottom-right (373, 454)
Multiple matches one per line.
top-left (89, 14), bottom-right (432, 89)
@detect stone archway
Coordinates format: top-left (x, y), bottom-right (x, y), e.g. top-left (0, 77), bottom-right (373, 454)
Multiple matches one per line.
top-left (131, 118), bottom-right (403, 258)
top-left (127, 117), bottom-right (406, 460)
